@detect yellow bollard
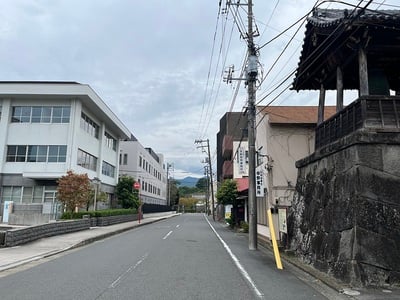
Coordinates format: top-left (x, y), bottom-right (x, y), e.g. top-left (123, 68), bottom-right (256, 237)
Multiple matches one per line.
top-left (267, 209), bottom-right (283, 270)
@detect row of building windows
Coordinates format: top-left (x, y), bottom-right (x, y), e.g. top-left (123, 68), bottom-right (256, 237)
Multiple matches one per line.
top-left (102, 161), bottom-right (115, 177)
top-left (1, 186), bottom-right (57, 204)
top-left (11, 106), bottom-right (70, 123)
top-left (80, 112), bottom-right (99, 138)
top-left (6, 145), bottom-right (67, 163)
top-left (77, 148), bottom-right (97, 171)
top-left (6, 146), bottom-right (115, 178)
top-left (138, 179), bottom-right (161, 196)
top-left (139, 156), bottom-right (162, 180)
top-left (77, 149), bottom-right (115, 178)
top-left (105, 132), bottom-right (117, 151)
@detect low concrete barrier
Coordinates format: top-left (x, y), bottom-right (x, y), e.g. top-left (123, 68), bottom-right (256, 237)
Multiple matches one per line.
top-left (3, 219), bottom-right (90, 247)
top-left (94, 214), bottom-right (140, 226)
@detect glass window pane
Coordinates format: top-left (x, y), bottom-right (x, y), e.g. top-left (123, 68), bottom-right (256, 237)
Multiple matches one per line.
top-left (21, 107), bottom-right (31, 122)
top-left (11, 186), bottom-right (22, 203)
top-left (37, 146), bottom-right (47, 162)
top-left (16, 146), bottom-right (27, 162)
top-left (12, 107), bottom-right (22, 122)
top-left (31, 107), bottom-right (42, 123)
top-left (58, 146), bottom-right (67, 162)
top-left (61, 106), bottom-right (70, 123)
top-left (22, 187), bottom-right (33, 203)
top-left (33, 186), bottom-right (43, 203)
top-left (52, 107), bottom-right (62, 123)
top-left (42, 106), bottom-right (51, 123)
top-left (6, 146), bottom-right (17, 162)
top-left (27, 145), bottom-right (37, 162)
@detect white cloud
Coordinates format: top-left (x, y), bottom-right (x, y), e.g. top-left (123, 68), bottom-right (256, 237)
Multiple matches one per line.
top-left (0, 0), bottom-right (391, 177)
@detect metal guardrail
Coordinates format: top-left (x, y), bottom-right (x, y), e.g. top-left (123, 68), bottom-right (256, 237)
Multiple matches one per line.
top-left (315, 96), bottom-right (400, 149)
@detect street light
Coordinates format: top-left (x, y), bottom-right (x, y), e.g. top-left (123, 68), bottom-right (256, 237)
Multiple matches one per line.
top-left (92, 177), bottom-right (101, 211)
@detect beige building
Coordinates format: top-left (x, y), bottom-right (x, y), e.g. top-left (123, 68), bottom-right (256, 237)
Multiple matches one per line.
top-left (255, 106), bottom-right (336, 240)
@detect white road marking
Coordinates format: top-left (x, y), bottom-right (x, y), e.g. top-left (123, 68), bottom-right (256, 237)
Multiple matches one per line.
top-left (176, 224), bottom-right (180, 228)
top-left (204, 215), bottom-right (264, 299)
top-left (109, 253), bottom-right (148, 289)
top-left (163, 230), bottom-right (173, 240)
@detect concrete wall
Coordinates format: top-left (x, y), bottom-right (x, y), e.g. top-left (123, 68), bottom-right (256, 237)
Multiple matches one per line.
top-left (288, 130), bottom-right (400, 286)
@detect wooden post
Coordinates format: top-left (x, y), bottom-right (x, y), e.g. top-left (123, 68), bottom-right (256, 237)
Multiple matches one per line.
top-left (336, 66), bottom-right (344, 112)
top-left (318, 83), bottom-right (326, 125)
top-left (358, 48), bottom-right (369, 96)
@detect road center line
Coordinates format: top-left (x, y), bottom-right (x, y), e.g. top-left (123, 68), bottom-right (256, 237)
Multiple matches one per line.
top-left (109, 253), bottom-right (148, 289)
top-left (163, 230), bottom-right (173, 240)
top-left (204, 215), bottom-right (264, 299)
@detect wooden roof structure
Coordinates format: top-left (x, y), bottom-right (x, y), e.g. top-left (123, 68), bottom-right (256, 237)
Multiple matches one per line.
top-left (292, 8), bottom-right (400, 91)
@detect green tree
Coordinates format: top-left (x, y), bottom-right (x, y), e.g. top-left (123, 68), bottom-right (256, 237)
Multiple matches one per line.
top-left (57, 170), bottom-right (91, 213)
top-left (115, 175), bottom-right (140, 209)
top-left (195, 177), bottom-right (208, 192)
top-left (168, 179), bottom-right (180, 206)
top-left (216, 179), bottom-right (239, 227)
top-left (216, 179), bottom-right (238, 205)
top-left (86, 189), bottom-right (108, 211)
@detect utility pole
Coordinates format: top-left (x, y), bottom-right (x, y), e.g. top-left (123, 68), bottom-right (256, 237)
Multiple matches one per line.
top-left (167, 163), bottom-right (173, 207)
top-left (195, 139), bottom-right (215, 220)
top-left (246, 0), bottom-right (258, 250)
top-left (222, 0), bottom-right (258, 250)
top-left (204, 165), bottom-right (210, 215)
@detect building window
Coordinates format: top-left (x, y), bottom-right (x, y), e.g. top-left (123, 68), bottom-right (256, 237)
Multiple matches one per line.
top-left (123, 154), bottom-right (128, 165)
top-left (6, 145), bottom-right (27, 162)
top-left (139, 156), bottom-right (142, 167)
top-left (80, 112), bottom-right (99, 138)
top-left (48, 145), bottom-right (67, 162)
top-left (77, 149), bottom-right (97, 171)
top-left (6, 145), bottom-right (67, 163)
top-left (1, 186), bottom-right (22, 203)
top-left (11, 106), bottom-right (70, 123)
top-left (105, 132), bottom-right (116, 151)
top-left (102, 161), bottom-right (115, 178)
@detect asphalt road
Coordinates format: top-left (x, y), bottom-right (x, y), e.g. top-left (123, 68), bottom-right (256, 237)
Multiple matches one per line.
top-left (0, 214), bottom-right (347, 300)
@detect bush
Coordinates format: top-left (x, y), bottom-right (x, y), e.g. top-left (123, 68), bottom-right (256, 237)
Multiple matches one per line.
top-left (225, 215), bottom-right (235, 228)
top-left (240, 221), bottom-right (249, 233)
top-left (61, 208), bottom-right (137, 220)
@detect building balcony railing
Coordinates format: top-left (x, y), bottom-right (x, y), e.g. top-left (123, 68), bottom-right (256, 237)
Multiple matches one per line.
top-left (222, 160), bottom-right (233, 179)
top-left (222, 135), bottom-right (233, 159)
top-left (315, 96), bottom-right (400, 149)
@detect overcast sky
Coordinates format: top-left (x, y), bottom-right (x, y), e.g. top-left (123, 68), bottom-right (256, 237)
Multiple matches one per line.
top-left (0, 0), bottom-right (396, 179)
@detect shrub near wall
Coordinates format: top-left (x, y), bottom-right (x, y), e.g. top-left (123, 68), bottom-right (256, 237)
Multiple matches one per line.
top-left (61, 209), bottom-right (140, 227)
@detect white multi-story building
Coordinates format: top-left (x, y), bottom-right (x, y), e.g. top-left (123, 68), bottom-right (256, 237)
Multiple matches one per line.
top-left (119, 138), bottom-right (167, 206)
top-left (0, 81), bottom-right (131, 222)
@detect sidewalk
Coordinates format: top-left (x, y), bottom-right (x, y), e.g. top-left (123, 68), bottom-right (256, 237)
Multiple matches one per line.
top-left (0, 212), bottom-right (178, 272)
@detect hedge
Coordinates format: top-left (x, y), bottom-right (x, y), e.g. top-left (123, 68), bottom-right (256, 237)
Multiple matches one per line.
top-left (61, 208), bottom-right (137, 220)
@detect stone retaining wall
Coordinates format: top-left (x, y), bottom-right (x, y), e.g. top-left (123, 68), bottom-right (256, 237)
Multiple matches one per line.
top-left (3, 219), bottom-right (90, 247)
top-left (288, 131), bottom-right (400, 286)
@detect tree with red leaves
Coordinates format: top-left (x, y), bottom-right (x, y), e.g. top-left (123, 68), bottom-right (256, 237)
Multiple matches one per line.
top-left (57, 170), bottom-right (91, 213)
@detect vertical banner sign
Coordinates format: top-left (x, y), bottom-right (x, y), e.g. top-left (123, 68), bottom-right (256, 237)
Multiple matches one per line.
top-left (278, 208), bottom-right (287, 233)
top-left (255, 167), bottom-right (264, 197)
top-left (238, 147), bottom-right (245, 174)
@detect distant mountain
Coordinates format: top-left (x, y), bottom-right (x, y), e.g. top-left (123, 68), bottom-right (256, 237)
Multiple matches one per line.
top-left (176, 176), bottom-right (201, 187)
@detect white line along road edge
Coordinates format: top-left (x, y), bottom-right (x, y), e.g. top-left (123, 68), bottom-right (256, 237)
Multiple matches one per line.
top-left (204, 215), bottom-right (264, 299)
